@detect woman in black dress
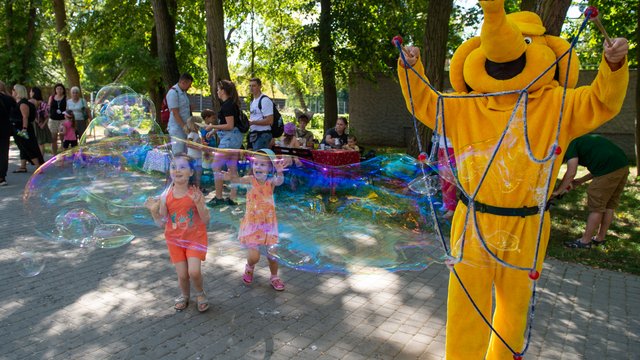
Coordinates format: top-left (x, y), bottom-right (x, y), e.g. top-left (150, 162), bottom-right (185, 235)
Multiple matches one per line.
top-left (11, 84), bottom-right (44, 172)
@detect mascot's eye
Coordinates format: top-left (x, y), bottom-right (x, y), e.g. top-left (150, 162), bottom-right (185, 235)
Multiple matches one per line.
top-left (524, 37), bottom-right (532, 45)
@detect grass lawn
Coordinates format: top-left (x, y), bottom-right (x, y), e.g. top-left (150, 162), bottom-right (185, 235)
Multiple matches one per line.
top-left (548, 166), bottom-right (640, 275)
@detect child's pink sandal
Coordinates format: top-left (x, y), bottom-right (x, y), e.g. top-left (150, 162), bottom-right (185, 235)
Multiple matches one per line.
top-left (270, 276), bottom-right (285, 291)
top-left (243, 264), bottom-right (254, 284)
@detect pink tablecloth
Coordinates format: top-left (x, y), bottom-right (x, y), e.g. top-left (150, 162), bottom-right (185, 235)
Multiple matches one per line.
top-left (311, 150), bottom-right (360, 167)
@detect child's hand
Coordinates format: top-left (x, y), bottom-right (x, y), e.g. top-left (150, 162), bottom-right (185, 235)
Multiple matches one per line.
top-left (189, 186), bottom-right (205, 206)
top-left (144, 197), bottom-right (160, 211)
top-left (273, 158), bottom-right (287, 173)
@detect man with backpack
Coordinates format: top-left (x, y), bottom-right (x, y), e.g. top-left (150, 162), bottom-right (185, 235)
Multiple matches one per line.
top-left (248, 77), bottom-right (278, 150)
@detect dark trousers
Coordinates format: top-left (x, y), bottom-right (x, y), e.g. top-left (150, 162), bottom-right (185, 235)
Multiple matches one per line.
top-left (0, 134), bottom-right (9, 179)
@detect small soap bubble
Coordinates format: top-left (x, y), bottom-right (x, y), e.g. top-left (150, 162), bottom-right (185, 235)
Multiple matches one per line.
top-left (93, 224), bottom-right (135, 249)
top-left (55, 208), bottom-right (101, 247)
top-left (16, 252), bottom-right (45, 277)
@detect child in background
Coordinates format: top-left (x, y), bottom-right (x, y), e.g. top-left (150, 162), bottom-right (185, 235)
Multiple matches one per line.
top-left (200, 112), bottom-right (217, 192)
top-left (145, 154), bottom-right (211, 312)
top-left (184, 116), bottom-right (204, 191)
top-left (225, 149), bottom-right (286, 291)
top-left (437, 135), bottom-right (457, 219)
top-left (60, 110), bottom-right (78, 149)
top-left (278, 122), bottom-right (301, 148)
top-left (342, 135), bottom-right (360, 152)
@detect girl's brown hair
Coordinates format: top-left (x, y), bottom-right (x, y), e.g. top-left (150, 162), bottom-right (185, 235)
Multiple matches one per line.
top-left (64, 110), bottom-right (76, 129)
top-left (216, 80), bottom-right (240, 109)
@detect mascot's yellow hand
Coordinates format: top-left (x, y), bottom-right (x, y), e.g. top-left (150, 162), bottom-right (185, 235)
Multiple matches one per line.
top-left (604, 37), bottom-right (629, 70)
top-left (399, 45), bottom-right (421, 68)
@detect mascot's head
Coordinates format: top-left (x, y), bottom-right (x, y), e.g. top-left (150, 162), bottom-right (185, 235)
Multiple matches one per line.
top-left (449, 0), bottom-right (579, 93)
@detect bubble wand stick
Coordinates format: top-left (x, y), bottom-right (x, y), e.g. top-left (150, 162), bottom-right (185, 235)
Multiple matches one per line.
top-left (585, 6), bottom-right (613, 47)
top-left (392, 35), bottom-right (411, 58)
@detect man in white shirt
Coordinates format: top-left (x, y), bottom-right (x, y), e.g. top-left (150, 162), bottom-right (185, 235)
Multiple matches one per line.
top-left (166, 73), bottom-right (193, 154)
top-left (248, 78), bottom-right (273, 150)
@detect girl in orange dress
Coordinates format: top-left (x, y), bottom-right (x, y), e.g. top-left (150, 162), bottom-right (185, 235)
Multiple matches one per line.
top-left (228, 149), bottom-right (286, 290)
top-left (145, 154), bottom-right (211, 311)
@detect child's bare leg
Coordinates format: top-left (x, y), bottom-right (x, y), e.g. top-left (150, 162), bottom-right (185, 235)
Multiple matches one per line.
top-left (187, 257), bottom-right (203, 292)
top-left (247, 247), bottom-right (260, 267)
top-left (174, 261), bottom-right (190, 294)
top-left (212, 152), bottom-right (224, 199)
top-left (267, 255), bottom-right (279, 276)
top-left (187, 257), bottom-right (209, 312)
top-left (267, 251), bottom-right (285, 290)
top-left (227, 153), bottom-right (239, 201)
top-left (174, 261), bottom-right (190, 310)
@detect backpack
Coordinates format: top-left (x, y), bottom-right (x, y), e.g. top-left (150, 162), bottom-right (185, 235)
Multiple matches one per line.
top-left (258, 95), bottom-right (284, 138)
top-left (235, 106), bottom-right (250, 133)
top-left (160, 88), bottom-right (176, 125)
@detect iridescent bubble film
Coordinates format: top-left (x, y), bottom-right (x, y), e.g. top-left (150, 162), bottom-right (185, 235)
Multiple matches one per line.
top-left (23, 85), bottom-right (462, 274)
top-left (16, 252), bottom-right (45, 277)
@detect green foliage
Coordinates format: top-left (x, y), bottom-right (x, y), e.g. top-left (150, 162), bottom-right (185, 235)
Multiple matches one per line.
top-left (3, 0), bottom-right (636, 103)
top-left (0, 0), bottom-right (46, 84)
top-left (563, 1), bottom-right (638, 68)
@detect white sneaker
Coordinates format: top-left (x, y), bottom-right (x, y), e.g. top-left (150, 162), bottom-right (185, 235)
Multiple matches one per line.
top-left (0, 179), bottom-right (7, 186)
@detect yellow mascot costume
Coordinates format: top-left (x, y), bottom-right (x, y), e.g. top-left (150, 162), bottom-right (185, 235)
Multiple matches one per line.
top-left (397, 0), bottom-right (628, 359)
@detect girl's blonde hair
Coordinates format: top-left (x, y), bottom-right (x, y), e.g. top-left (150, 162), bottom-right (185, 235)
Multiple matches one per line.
top-left (13, 84), bottom-right (28, 99)
top-left (183, 116), bottom-right (202, 133)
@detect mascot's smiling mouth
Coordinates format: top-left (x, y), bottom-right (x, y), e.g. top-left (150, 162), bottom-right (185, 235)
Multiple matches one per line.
top-left (485, 53), bottom-right (527, 80)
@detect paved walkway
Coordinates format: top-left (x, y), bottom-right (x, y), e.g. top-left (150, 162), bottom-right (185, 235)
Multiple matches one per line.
top-left (1, 147), bottom-right (638, 360)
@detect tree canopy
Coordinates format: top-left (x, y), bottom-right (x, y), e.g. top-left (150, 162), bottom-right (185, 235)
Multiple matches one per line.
top-left (0, 1), bottom-right (636, 100)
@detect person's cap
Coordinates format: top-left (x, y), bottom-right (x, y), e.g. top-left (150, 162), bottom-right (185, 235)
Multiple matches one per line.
top-left (284, 122), bottom-right (296, 136)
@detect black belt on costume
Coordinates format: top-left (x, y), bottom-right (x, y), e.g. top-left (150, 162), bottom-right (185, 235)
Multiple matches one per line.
top-left (458, 194), bottom-right (549, 217)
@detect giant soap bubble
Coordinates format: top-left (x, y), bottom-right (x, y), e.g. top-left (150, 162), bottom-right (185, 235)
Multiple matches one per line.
top-left (24, 83), bottom-right (450, 273)
top-left (24, 85), bottom-right (168, 250)
top-left (203, 148), bottom-right (447, 274)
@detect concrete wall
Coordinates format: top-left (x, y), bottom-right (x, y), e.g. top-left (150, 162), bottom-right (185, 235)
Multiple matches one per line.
top-left (349, 70), bottom-right (637, 161)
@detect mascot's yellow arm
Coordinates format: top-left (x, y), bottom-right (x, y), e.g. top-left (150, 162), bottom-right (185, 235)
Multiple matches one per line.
top-left (397, 57), bottom-right (628, 145)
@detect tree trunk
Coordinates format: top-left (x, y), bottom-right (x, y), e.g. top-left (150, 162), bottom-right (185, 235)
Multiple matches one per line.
top-left (151, 0), bottom-right (180, 88)
top-left (318, 0), bottom-right (338, 131)
top-left (636, 2), bottom-right (640, 177)
top-left (536, 0), bottom-right (571, 36)
top-left (21, 0), bottom-right (38, 83)
top-left (149, 26), bottom-right (166, 131)
top-left (204, 0), bottom-right (230, 114)
top-left (520, 0), bottom-right (538, 12)
top-left (52, 0), bottom-right (80, 87)
top-left (407, 0), bottom-right (453, 158)
top-left (295, 85), bottom-right (308, 112)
